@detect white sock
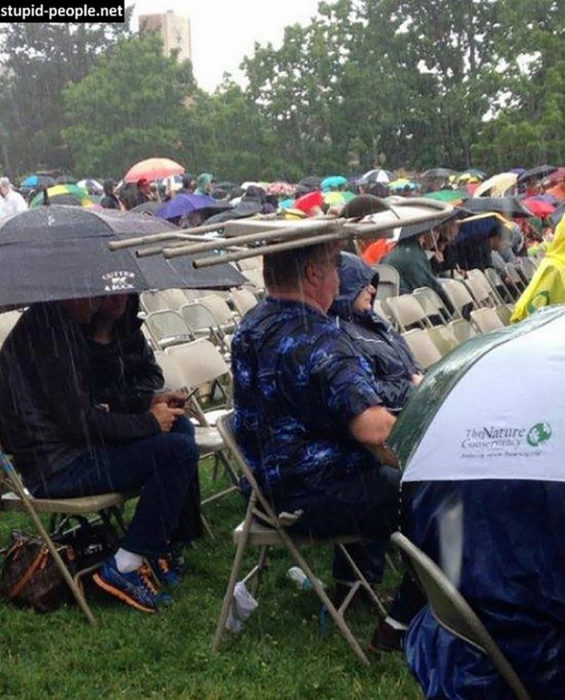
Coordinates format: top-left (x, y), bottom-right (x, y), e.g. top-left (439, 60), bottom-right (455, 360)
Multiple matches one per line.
top-left (114, 548), bottom-right (144, 573)
top-left (384, 615), bottom-right (408, 631)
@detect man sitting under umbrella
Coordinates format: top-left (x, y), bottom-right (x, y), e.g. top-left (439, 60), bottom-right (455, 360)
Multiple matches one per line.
top-left (0, 297), bottom-right (200, 613)
top-left (232, 240), bottom-right (422, 651)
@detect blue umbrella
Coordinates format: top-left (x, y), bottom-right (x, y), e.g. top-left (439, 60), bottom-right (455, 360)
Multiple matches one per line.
top-left (20, 174), bottom-right (56, 189)
top-left (321, 175), bottom-right (347, 191)
top-left (156, 193), bottom-right (231, 221)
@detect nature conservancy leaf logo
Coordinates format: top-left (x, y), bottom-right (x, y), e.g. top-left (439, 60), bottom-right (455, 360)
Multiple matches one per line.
top-left (526, 422), bottom-right (552, 447)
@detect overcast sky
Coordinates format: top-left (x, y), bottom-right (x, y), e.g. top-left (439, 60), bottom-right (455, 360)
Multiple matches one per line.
top-left (128, 0), bottom-right (322, 92)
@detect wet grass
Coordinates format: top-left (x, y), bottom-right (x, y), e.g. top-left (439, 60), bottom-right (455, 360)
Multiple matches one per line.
top-left (0, 460), bottom-right (421, 699)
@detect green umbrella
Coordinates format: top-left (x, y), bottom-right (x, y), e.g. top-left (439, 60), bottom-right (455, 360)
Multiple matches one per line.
top-left (424, 189), bottom-right (467, 203)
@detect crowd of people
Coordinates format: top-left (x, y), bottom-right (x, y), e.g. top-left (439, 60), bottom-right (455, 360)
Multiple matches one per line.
top-left (0, 162), bottom-right (563, 697)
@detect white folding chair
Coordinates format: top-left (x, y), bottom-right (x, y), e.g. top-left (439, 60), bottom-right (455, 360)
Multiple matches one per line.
top-left (230, 288), bottom-right (259, 317)
top-left (212, 412), bottom-right (386, 666)
top-left (144, 310), bottom-right (194, 350)
top-left (384, 295), bottom-right (431, 332)
top-left (470, 307), bottom-right (505, 334)
top-left (401, 328), bottom-right (442, 369)
top-left (373, 263), bottom-right (400, 302)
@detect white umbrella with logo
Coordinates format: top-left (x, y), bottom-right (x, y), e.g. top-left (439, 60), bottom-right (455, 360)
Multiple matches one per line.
top-left (391, 305), bottom-right (565, 484)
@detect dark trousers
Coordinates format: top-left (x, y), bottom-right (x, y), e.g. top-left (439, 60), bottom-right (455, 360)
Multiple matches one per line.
top-left (34, 416), bottom-right (201, 557)
top-left (279, 465), bottom-right (401, 583)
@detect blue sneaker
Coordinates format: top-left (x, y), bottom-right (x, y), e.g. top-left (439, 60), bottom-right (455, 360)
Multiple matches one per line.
top-left (93, 557), bottom-right (160, 613)
top-left (148, 554), bottom-right (182, 588)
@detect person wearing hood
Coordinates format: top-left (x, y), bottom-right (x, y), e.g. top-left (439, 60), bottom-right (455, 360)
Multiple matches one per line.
top-left (195, 173), bottom-right (215, 196)
top-left (329, 253), bottom-right (423, 413)
top-left (511, 216), bottom-right (565, 321)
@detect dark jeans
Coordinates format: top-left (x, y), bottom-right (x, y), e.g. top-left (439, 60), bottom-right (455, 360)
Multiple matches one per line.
top-left (280, 465), bottom-right (401, 583)
top-left (34, 416), bottom-right (201, 557)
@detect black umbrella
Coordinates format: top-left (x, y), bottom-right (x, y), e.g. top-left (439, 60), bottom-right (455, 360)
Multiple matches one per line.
top-left (517, 165), bottom-right (557, 183)
top-left (298, 176), bottom-right (322, 192)
top-left (421, 168), bottom-right (455, 179)
top-left (0, 206), bottom-right (246, 309)
top-left (463, 196), bottom-right (532, 218)
top-left (130, 201), bottom-right (162, 215)
top-left (397, 211), bottom-right (462, 241)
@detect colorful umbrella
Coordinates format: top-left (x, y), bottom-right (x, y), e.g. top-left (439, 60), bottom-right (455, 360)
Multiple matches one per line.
top-left (323, 191), bottom-right (355, 206)
top-left (20, 174), bottom-right (56, 189)
top-left (547, 168), bottom-right (565, 185)
top-left (523, 196), bottom-right (556, 218)
top-left (457, 169), bottom-right (487, 183)
top-left (124, 158), bottom-right (184, 184)
top-left (389, 178), bottom-right (417, 191)
top-left (424, 190), bottom-right (467, 203)
top-left (30, 185), bottom-right (95, 208)
top-left (266, 181), bottom-right (295, 197)
top-left (321, 175), bottom-right (348, 191)
top-left (474, 172), bottom-right (518, 198)
top-left (357, 169), bottom-right (390, 185)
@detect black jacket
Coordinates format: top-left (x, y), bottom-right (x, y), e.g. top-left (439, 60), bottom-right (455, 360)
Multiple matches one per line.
top-left (0, 303), bottom-right (159, 491)
top-left (86, 296), bottom-right (164, 414)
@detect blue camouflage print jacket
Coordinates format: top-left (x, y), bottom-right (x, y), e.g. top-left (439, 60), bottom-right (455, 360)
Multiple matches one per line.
top-left (232, 297), bottom-right (385, 503)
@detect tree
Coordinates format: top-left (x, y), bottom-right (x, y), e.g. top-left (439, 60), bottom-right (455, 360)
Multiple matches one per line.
top-left (62, 35), bottom-right (196, 177)
top-left (0, 19), bottom-right (131, 176)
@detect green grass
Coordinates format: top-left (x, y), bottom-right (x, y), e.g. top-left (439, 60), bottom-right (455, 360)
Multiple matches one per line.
top-left (0, 461), bottom-right (421, 699)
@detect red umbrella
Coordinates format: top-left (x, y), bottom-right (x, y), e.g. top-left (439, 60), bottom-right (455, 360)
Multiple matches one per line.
top-left (523, 196), bottom-right (556, 218)
top-left (547, 167), bottom-right (565, 185)
top-left (124, 157), bottom-right (184, 183)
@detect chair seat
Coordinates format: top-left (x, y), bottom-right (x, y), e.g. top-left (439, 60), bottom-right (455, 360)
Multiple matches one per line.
top-left (233, 519), bottom-right (361, 547)
top-left (1, 491), bottom-right (125, 514)
top-left (194, 426), bottom-right (225, 451)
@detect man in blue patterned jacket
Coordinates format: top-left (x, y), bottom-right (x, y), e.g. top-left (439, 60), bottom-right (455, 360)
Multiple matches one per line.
top-left (232, 241), bottom-right (417, 648)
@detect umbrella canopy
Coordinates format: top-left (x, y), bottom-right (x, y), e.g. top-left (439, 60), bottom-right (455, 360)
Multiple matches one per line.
top-left (421, 168), bottom-right (455, 179)
top-left (321, 175), bottom-right (347, 191)
top-left (391, 305), bottom-right (565, 483)
top-left (20, 174), bottom-right (56, 189)
top-left (76, 178), bottom-right (103, 194)
top-left (0, 206), bottom-right (246, 309)
top-left (129, 201), bottom-right (162, 215)
top-left (297, 176), bottom-right (322, 192)
top-left (29, 184), bottom-right (95, 208)
top-left (124, 158), bottom-right (184, 184)
top-left (357, 169), bottom-right (390, 185)
top-left (463, 196), bottom-right (532, 218)
top-left (457, 169), bottom-right (487, 182)
top-left (156, 194), bottom-right (231, 221)
top-left (323, 191), bottom-right (356, 206)
top-left (523, 196), bottom-right (556, 218)
top-left (474, 172), bottom-right (517, 197)
top-left (547, 167), bottom-right (565, 185)
top-left (517, 164), bottom-right (557, 184)
top-left (266, 181), bottom-right (295, 197)
top-left (424, 189), bottom-right (467, 203)
top-left (389, 178), bottom-right (417, 191)
top-left (397, 217), bottom-right (450, 242)
top-left (56, 175), bottom-right (77, 185)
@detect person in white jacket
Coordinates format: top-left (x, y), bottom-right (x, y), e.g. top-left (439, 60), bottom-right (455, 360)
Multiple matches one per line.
top-left (0, 177), bottom-right (27, 217)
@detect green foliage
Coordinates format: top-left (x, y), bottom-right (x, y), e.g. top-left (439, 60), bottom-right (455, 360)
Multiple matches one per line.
top-left (0, 18), bottom-right (132, 176)
top-left (62, 35), bottom-right (196, 177)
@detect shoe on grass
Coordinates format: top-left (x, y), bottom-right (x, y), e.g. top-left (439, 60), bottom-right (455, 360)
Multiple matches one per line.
top-left (93, 557), bottom-right (160, 613)
top-left (369, 619), bottom-right (405, 655)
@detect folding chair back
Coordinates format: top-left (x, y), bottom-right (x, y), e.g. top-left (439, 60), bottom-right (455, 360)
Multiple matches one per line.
top-left (198, 295), bottom-right (237, 334)
top-left (373, 298), bottom-right (394, 324)
top-left (391, 532), bottom-right (532, 700)
top-left (213, 412), bottom-right (386, 665)
top-left (373, 263), bottom-right (400, 301)
top-left (412, 287), bottom-right (452, 324)
top-left (164, 338), bottom-right (230, 392)
top-left (140, 291), bottom-right (168, 314)
top-left (179, 302), bottom-right (222, 340)
top-left (484, 267), bottom-right (517, 304)
top-left (384, 294), bottom-right (430, 331)
top-left (401, 328), bottom-right (442, 369)
top-left (144, 310), bottom-right (194, 349)
top-left (464, 270), bottom-right (500, 308)
top-left (470, 307), bottom-right (504, 334)
top-left (439, 279), bottom-right (476, 320)
top-left (230, 288), bottom-right (259, 317)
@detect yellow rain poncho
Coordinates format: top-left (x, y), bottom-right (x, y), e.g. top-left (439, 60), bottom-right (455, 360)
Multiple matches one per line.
top-left (511, 217), bottom-right (565, 322)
